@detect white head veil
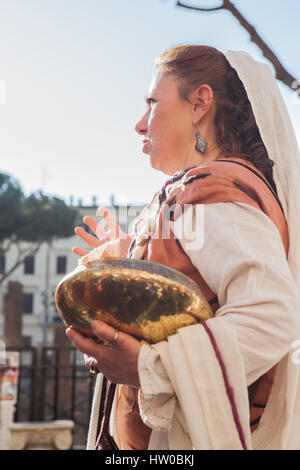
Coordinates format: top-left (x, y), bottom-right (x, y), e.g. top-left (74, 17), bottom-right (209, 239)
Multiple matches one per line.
top-left (222, 50), bottom-right (300, 449)
top-left (222, 50), bottom-right (300, 286)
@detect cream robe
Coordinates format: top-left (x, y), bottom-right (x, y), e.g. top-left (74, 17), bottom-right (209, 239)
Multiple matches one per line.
top-left (87, 202), bottom-right (300, 450)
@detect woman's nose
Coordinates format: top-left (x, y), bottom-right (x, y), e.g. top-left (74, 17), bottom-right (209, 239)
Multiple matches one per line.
top-left (135, 113), bottom-right (148, 135)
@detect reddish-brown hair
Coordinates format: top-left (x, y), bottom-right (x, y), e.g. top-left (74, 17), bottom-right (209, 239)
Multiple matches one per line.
top-left (155, 44), bottom-right (277, 193)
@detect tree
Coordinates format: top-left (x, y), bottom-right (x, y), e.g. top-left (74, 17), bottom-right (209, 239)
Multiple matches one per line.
top-left (176, 0), bottom-right (297, 90)
top-left (0, 172), bottom-right (80, 285)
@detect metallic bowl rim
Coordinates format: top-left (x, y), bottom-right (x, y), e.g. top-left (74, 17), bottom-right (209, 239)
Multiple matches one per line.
top-left (71, 257), bottom-right (205, 297)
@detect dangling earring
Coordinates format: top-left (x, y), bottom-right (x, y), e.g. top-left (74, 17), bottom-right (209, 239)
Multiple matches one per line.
top-left (195, 125), bottom-right (208, 154)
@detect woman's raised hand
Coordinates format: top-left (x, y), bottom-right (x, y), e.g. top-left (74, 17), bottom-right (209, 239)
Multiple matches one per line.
top-left (72, 206), bottom-right (133, 257)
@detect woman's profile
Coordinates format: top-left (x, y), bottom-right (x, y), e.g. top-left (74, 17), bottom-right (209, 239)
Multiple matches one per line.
top-left (66, 44), bottom-right (300, 450)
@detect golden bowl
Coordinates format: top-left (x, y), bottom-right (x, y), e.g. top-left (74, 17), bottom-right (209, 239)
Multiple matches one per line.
top-left (55, 258), bottom-right (213, 343)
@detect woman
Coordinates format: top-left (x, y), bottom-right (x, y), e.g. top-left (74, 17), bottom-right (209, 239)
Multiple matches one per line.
top-left (66, 45), bottom-right (300, 450)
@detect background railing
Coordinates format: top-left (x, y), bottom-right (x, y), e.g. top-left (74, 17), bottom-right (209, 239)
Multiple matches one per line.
top-left (7, 346), bottom-right (96, 449)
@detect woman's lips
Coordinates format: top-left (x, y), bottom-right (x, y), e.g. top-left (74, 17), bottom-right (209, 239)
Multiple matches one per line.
top-left (143, 140), bottom-right (150, 151)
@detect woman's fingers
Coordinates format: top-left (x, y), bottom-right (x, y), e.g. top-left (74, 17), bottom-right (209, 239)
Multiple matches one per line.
top-left (72, 246), bottom-right (90, 257)
top-left (83, 216), bottom-right (107, 238)
top-left (91, 320), bottom-right (122, 347)
top-left (66, 323), bottom-right (142, 388)
top-left (74, 226), bottom-right (108, 248)
top-left (96, 207), bottom-right (127, 239)
top-left (66, 328), bottom-right (98, 357)
top-left (73, 208), bottom-right (130, 258)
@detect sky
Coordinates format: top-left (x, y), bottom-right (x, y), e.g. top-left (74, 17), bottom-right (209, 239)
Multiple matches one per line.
top-left (0, 0), bottom-right (299, 207)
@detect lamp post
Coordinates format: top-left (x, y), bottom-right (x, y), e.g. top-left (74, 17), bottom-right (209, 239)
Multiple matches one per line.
top-left (42, 243), bottom-right (50, 346)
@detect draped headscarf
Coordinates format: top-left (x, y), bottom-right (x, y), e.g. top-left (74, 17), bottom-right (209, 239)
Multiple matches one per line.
top-left (220, 49), bottom-right (300, 449)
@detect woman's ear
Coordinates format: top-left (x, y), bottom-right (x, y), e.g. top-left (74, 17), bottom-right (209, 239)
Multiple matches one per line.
top-left (191, 84), bottom-right (214, 124)
top-left (195, 84), bottom-right (214, 108)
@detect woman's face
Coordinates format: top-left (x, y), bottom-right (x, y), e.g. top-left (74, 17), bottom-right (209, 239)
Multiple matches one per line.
top-left (135, 69), bottom-right (198, 176)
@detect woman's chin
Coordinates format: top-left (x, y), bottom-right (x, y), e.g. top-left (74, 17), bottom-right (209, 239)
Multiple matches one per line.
top-left (145, 151), bottom-right (169, 174)
top-left (149, 157), bottom-right (171, 175)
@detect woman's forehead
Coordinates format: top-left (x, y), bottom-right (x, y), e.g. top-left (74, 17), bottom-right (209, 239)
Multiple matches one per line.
top-left (147, 70), bottom-right (178, 98)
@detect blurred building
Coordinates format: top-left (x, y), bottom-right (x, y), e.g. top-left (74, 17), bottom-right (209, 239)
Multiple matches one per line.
top-left (0, 197), bottom-right (145, 347)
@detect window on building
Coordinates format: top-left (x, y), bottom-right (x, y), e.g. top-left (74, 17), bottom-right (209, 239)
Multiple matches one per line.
top-left (23, 336), bottom-right (32, 347)
top-left (24, 256), bottom-right (34, 275)
top-left (56, 256), bottom-right (67, 274)
top-left (0, 255), bottom-right (5, 274)
top-left (23, 293), bottom-right (34, 314)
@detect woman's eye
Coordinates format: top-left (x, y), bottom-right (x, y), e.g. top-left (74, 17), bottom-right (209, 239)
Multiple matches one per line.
top-left (148, 98), bottom-right (156, 106)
